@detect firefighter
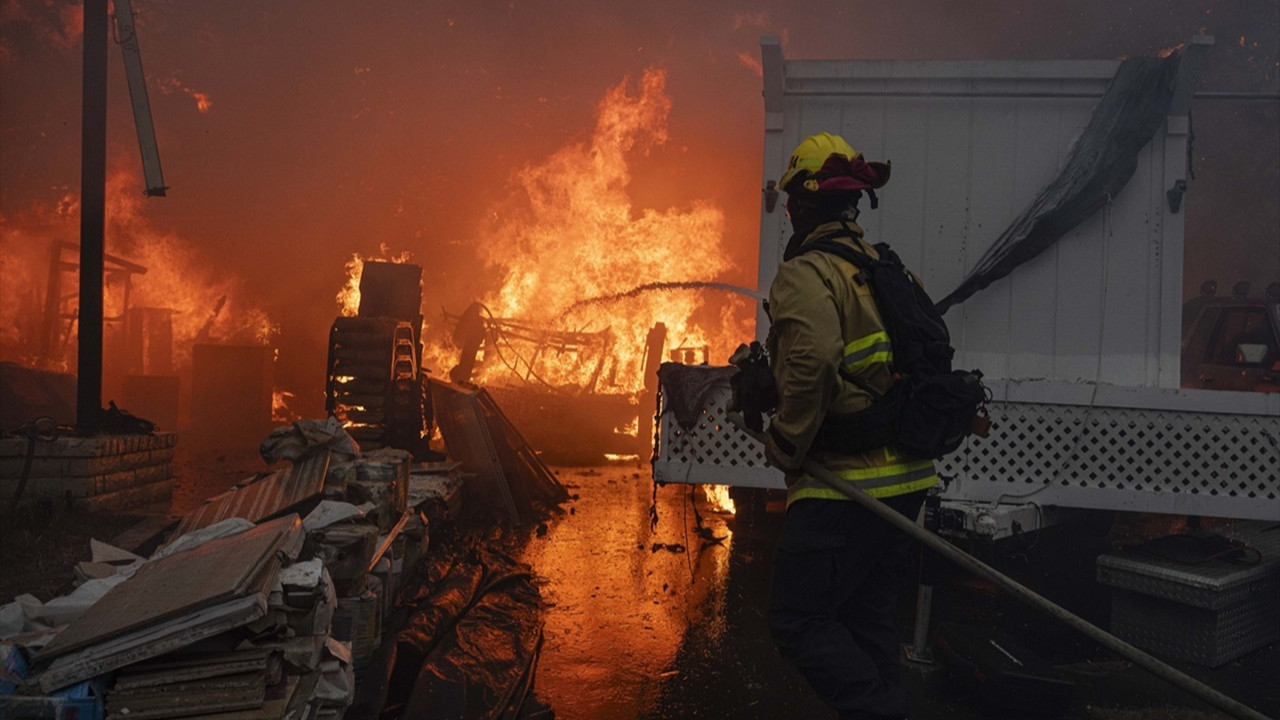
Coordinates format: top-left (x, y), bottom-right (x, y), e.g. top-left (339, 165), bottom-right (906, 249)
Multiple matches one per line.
top-left (764, 132), bottom-right (937, 720)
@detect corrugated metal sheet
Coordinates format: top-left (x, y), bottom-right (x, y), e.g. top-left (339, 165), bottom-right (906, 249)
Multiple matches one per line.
top-left (173, 450), bottom-right (331, 537)
top-left (758, 40), bottom-right (1192, 388)
top-left (429, 380), bottom-right (519, 522)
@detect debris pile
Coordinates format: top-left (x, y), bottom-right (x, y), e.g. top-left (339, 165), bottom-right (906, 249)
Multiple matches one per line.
top-left (1, 402), bottom-right (567, 720)
top-left (2, 513), bottom-right (353, 719)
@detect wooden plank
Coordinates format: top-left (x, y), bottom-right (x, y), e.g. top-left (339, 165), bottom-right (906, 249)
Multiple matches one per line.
top-left (80, 479), bottom-right (173, 513)
top-left (0, 432), bottom-right (176, 459)
top-left (877, 94), bottom-right (930, 282)
top-left (329, 393), bottom-right (385, 409)
top-left (327, 360), bottom-right (391, 378)
top-left (1098, 139), bottom-right (1160, 384)
top-left (1050, 98), bottom-right (1108, 383)
top-left (476, 389), bottom-right (566, 501)
top-left (1, 465), bottom-right (172, 503)
top-left (110, 515), bottom-right (181, 556)
top-left (0, 447), bottom-right (174, 478)
top-left (35, 516), bottom-right (300, 663)
top-left (329, 346), bottom-right (393, 363)
top-left (37, 595), bottom-right (270, 693)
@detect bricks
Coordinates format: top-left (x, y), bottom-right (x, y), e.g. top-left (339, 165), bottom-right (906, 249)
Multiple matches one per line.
top-left (0, 433), bottom-right (176, 512)
top-left (0, 463), bottom-right (171, 498)
top-left (0, 432), bottom-right (176, 458)
top-left (79, 479), bottom-right (173, 513)
top-left (0, 448), bottom-right (175, 479)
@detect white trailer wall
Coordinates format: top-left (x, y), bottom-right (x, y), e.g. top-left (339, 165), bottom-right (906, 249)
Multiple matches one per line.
top-left (652, 39), bottom-right (1278, 522)
top-left (757, 39), bottom-right (1186, 389)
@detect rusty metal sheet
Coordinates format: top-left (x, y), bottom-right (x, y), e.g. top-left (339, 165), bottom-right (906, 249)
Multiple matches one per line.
top-left (173, 450), bottom-right (331, 537)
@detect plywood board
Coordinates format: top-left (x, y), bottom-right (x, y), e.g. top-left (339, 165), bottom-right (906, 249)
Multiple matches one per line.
top-left (36, 515), bottom-right (301, 662)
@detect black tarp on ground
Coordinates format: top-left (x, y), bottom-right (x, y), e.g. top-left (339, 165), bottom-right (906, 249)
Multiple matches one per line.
top-left (934, 52), bottom-right (1183, 315)
top-left (349, 533), bottom-right (546, 720)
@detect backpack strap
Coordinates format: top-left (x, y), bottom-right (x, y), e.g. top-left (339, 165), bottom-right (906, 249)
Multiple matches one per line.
top-left (798, 237), bottom-right (889, 401)
top-left (802, 237), bottom-right (876, 285)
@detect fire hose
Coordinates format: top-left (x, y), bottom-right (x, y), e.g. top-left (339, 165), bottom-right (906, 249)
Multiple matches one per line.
top-left (728, 416), bottom-right (1274, 720)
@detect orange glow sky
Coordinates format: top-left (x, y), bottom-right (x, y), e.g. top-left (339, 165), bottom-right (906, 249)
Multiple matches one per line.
top-left (1, 0), bottom-right (1276, 416)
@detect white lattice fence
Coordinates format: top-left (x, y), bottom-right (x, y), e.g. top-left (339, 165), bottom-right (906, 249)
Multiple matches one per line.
top-left (938, 403), bottom-right (1280, 519)
top-left (654, 383), bottom-right (1280, 519)
top-left (653, 382), bottom-right (782, 489)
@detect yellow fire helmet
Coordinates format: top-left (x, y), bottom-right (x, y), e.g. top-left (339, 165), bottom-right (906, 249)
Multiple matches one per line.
top-left (778, 131), bottom-right (891, 194)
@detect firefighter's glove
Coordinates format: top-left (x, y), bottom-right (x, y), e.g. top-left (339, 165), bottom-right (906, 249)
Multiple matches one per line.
top-left (729, 342), bottom-right (778, 433)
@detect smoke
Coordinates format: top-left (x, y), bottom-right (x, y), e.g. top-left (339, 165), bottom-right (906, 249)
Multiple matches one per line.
top-left (0, 0), bottom-right (1275, 414)
top-left (0, 0), bottom-right (82, 57)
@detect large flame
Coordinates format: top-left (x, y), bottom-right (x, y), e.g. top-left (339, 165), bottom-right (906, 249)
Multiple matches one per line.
top-left (0, 171), bottom-right (275, 373)
top-left (335, 244), bottom-right (416, 317)
top-left (429, 68), bottom-right (752, 394)
top-left (102, 173), bottom-right (277, 353)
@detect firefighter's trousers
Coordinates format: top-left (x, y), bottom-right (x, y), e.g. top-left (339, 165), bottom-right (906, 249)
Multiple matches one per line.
top-left (768, 491), bottom-right (926, 720)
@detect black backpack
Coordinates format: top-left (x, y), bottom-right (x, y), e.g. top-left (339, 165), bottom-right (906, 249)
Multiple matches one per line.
top-left (802, 234), bottom-right (989, 460)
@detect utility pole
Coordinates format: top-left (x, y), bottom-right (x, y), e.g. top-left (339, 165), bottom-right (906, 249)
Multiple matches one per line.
top-left (77, 0), bottom-right (108, 432)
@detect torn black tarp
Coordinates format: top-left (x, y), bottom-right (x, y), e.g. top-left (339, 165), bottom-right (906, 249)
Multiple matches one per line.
top-left (934, 52), bottom-right (1183, 314)
top-left (348, 538), bottom-right (544, 720)
top-left (656, 363), bottom-right (737, 431)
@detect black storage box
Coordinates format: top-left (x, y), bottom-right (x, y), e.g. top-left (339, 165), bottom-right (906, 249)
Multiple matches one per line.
top-left (934, 622), bottom-right (1075, 714)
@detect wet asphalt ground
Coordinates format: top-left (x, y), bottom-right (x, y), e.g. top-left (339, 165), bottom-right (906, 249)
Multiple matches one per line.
top-left (520, 465), bottom-right (1279, 720)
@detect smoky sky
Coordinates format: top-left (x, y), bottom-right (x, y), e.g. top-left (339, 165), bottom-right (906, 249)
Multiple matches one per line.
top-left (1, 0), bottom-right (1276, 413)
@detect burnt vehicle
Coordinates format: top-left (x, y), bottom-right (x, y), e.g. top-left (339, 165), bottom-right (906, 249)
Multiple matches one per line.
top-left (1181, 281), bottom-right (1280, 393)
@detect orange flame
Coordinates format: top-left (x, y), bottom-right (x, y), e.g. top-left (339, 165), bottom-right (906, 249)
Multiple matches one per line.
top-left (431, 68), bottom-right (753, 394)
top-left (336, 244), bottom-right (415, 317)
top-left (0, 171), bottom-right (275, 372)
top-left (159, 77), bottom-right (213, 113)
top-left (272, 388), bottom-right (299, 423)
top-left (702, 484), bottom-right (736, 514)
top-left (102, 173), bottom-right (276, 351)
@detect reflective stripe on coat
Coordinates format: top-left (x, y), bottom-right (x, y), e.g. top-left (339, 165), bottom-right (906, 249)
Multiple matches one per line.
top-left (763, 221), bottom-right (938, 505)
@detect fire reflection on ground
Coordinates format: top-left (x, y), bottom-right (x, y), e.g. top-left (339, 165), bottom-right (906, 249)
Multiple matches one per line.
top-left (519, 466), bottom-right (734, 720)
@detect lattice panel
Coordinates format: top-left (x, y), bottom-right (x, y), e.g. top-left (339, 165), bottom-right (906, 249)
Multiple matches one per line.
top-left (653, 386), bottom-right (781, 488)
top-left (657, 391), bottom-right (769, 468)
top-left (939, 403), bottom-right (1280, 503)
top-left (654, 383), bottom-right (1280, 517)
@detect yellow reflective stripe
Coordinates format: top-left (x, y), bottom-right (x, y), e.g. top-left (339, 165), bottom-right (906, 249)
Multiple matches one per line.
top-left (786, 460), bottom-right (938, 506)
top-left (843, 331), bottom-right (890, 355)
top-left (788, 473), bottom-right (938, 504)
top-left (834, 461), bottom-right (936, 488)
top-left (841, 332), bottom-right (893, 373)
